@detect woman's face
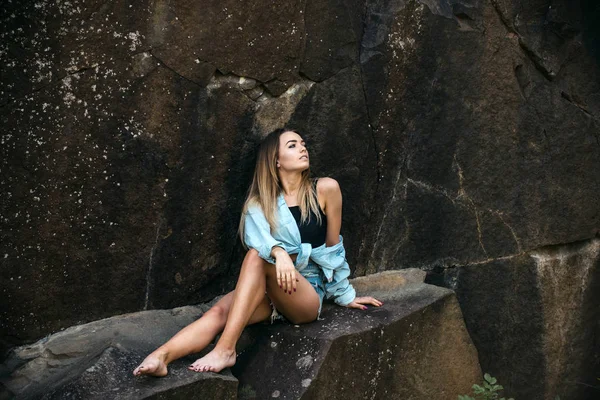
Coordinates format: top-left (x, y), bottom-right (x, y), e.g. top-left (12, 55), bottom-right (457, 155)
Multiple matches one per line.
top-left (277, 131), bottom-right (309, 173)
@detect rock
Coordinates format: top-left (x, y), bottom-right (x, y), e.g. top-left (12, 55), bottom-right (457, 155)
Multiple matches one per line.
top-left (1, 271), bottom-right (480, 400)
top-left (357, 0), bottom-right (600, 272)
top-left (43, 347), bottom-right (237, 400)
top-left (428, 237), bottom-right (600, 400)
top-left (233, 271), bottom-right (482, 399)
top-left (350, 268), bottom-right (426, 299)
top-left (299, 0), bottom-right (363, 81)
top-left (0, 52), bottom-right (262, 351)
top-left (1, 1), bottom-right (599, 399)
top-left (0, 303), bottom-right (237, 400)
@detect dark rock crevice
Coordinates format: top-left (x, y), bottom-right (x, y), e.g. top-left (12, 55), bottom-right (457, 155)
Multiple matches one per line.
top-left (147, 51), bottom-right (205, 89)
top-left (428, 235), bottom-right (600, 276)
top-left (490, 0), bottom-right (555, 81)
top-left (559, 90), bottom-right (591, 116)
top-left (356, 0), bottom-right (383, 265)
top-left (299, 0), bottom-right (310, 76)
top-left (528, 235), bottom-right (600, 256)
top-left (405, 176), bottom-right (493, 257)
top-left (144, 217), bottom-right (164, 311)
top-left (357, 21), bottom-right (382, 191)
top-left (557, 90), bottom-right (600, 148)
top-left (517, 39), bottom-right (556, 81)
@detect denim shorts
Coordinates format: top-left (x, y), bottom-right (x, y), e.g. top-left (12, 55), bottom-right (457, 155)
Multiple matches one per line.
top-left (269, 260), bottom-right (326, 324)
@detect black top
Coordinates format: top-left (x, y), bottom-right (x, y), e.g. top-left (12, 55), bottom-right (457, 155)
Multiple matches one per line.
top-left (288, 202), bottom-right (327, 247)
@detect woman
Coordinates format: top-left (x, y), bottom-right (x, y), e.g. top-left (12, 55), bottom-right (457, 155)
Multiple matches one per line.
top-left (133, 128), bottom-right (382, 376)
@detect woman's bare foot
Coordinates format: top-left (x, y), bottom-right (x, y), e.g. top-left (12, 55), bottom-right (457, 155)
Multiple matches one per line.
top-left (188, 347), bottom-right (236, 373)
top-left (133, 351), bottom-right (169, 377)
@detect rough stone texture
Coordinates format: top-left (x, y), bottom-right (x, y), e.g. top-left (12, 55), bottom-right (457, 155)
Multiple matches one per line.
top-left (0, 271), bottom-right (479, 400)
top-left (1, 0), bottom-right (599, 399)
top-left (428, 237), bottom-right (600, 400)
top-left (41, 347), bottom-right (238, 400)
top-left (0, 302), bottom-right (238, 399)
top-left (354, 2), bottom-right (600, 397)
top-left (357, 0), bottom-right (600, 272)
top-left (234, 271), bottom-right (481, 400)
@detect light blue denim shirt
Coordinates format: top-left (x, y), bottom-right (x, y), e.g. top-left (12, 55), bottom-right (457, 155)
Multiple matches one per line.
top-left (243, 194), bottom-right (356, 306)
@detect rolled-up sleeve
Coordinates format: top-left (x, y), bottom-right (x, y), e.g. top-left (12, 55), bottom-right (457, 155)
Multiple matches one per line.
top-left (313, 237), bottom-right (356, 306)
top-left (325, 261), bottom-right (356, 306)
top-left (243, 206), bottom-right (283, 264)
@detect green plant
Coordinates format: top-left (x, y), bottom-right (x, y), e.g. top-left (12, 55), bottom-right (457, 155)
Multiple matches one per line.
top-left (458, 373), bottom-right (514, 400)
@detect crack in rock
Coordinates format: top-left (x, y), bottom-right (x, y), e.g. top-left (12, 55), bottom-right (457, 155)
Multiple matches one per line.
top-left (144, 218), bottom-right (164, 310)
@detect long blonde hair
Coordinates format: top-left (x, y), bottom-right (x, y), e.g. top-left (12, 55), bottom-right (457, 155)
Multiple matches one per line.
top-left (239, 128), bottom-right (322, 243)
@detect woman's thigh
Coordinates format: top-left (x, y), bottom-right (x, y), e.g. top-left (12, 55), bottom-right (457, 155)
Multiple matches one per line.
top-left (265, 270), bottom-right (320, 324)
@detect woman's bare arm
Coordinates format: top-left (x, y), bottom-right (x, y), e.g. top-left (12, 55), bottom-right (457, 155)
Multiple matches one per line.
top-left (317, 177), bottom-right (383, 309)
top-left (317, 177), bottom-right (342, 247)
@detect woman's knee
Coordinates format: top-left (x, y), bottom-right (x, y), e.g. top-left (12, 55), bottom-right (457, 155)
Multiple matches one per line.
top-left (242, 249), bottom-right (267, 272)
top-left (245, 248), bottom-right (261, 262)
top-left (205, 304), bottom-right (228, 324)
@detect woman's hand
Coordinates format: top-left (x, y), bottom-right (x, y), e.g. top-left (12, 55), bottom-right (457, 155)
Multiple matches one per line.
top-left (346, 296), bottom-right (383, 310)
top-left (271, 247), bottom-right (297, 294)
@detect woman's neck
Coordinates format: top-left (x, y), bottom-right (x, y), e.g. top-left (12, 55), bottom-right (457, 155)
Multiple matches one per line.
top-left (279, 171), bottom-right (303, 197)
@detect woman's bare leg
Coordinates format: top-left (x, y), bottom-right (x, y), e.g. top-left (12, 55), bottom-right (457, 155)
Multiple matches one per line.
top-left (189, 251), bottom-right (321, 373)
top-left (133, 251), bottom-right (273, 377)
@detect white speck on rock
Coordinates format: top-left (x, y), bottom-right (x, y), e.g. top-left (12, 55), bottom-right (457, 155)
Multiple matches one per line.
top-left (296, 355), bottom-right (313, 370)
top-left (271, 390), bottom-right (280, 398)
top-left (301, 378), bottom-right (312, 387)
top-left (126, 31), bottom-right (142, 51)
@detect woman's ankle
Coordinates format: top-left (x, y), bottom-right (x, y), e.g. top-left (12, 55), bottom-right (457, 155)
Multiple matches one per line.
top-left (213, 344), bottom-right (236, 356)
top-left (151, 347), bottom-right (171, 364)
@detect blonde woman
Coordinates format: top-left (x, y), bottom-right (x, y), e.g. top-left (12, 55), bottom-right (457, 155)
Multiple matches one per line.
top-left (133, 128), bottom-right (382, 376)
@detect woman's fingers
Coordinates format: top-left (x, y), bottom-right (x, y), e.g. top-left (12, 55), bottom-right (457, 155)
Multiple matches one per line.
top-left (277, 270), bottom-right (292, 292)
top-left (286, 271), bottom-right (293, 294)
top-left (357, 296), bottom-right (383, 306)
top-left (363, 297), bottom-right (383, 306)
top-left (282, 271), bottom-right (287, 293)
top-left (347, 301), bottom-right (366, 310)
top-left (348, 297), bottom-right (384, 309)
top-left (283, 270), bottom-right (290, 293)
top-left (277, 271), bottom-right (282, 289)
top-left (291, 270), bottom-right (297, 292)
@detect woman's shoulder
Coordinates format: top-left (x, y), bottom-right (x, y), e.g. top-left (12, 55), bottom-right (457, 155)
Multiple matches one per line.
top-left (315, 177), bottom-right (342, 209)
top-left (315, 177), bottom-right (341, 193)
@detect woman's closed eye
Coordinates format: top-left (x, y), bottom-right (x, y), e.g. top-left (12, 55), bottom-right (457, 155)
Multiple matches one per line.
top-left (289, 142), bottom-right (307, 149)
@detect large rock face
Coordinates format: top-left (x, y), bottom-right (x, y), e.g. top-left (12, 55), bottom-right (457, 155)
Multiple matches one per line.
top-left (430, 237), bottom-right (600, 400)
top-left (1, 0), bottom-right (598, 399)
